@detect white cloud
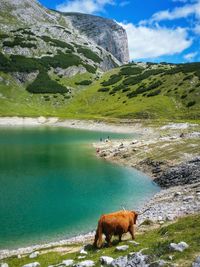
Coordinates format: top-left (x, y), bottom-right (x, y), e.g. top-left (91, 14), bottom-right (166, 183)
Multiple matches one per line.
top-left (119, 22), bottom-right (192, 60)
top-left (119, 1), bottom-right (130, 7)
top-left (56, 0), bottom-right (114, 14)
top-left (194, 24), bottom-right (200, 34)
top-left (184, 51), bottom-right (198, 61)
top-left (151, 0), bottom-right (200, 22)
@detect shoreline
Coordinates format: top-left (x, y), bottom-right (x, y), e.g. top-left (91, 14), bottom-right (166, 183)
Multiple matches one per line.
top-left (0, 117), bottom-right (199, 260)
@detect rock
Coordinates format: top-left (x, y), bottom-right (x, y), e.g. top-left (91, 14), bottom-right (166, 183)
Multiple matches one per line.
top-left (149, 259), bottom-right (167, 266)
top-left (78, 256), bottom-right (86, 260)
top-left (100, 256), bottom-right (114, 265)
top-left (29, 251), bottom-right (39, 259)
top-left (80, 249), bottom-right (88, 255)
top-left (18, 255), bottom-right (22, 259)
top-left (22, 263), bottom-right (40, 267)
top-left (127, 252), bottom-right (149, 267)
top-left (0, 264), bottom-right (9, 267)
top-left (169, 241), bottom-right (189, 252)
top-left (75, 260), bottom-right (95, 267)
top-left (110, 256), bottom-right (128, 267)
top-left (38, 116), bottom-right (46, 124)
top-left (128, 240), bottom-right (140, 246)
top-left (115, 245), bottom-right (129, 251)
top-left (62, 259), bottom-right (74, 266)
top-left (192, 256), bottom-right (200, 267)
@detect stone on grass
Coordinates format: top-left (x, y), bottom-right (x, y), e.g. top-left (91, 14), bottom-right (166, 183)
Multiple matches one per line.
top-left (80, 249), bottom-right (88, 255)
top-left (192, 256), bottom-right (200, 267)
top-left (75, 260), bottom-right (95, 267)
top-left (149, 259), bottom-right (167, 266)
top-left (169, 241), bottom-right (189, 252)
top-left (128, 240), bottom-right (140, 246)
top-left (62, 259), bottom-right (74, 266)
top-left (110, 256), bottom-right (128, 267)
top-left (0, 263), bottom-right (9, 267)
top-left (22, 263), bottom-right (40, 267)
top-left (29, 251), bottom-right (39, 259)
top-left (78, 256), bottom-right (86, 260)
top-left (127, 252), bottom-right (149, 267)
top-left (115, 245), bottom-right (129, 251)
top-left (100, 256), bottom-right (114, 265)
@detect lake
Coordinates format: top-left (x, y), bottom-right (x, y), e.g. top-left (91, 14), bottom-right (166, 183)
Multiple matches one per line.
top-left (0, 127), bottom-right (160, 249)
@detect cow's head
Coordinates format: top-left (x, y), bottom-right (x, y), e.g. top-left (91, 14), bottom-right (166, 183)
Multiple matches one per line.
top-left (131, 211), bottom-right (138, 224)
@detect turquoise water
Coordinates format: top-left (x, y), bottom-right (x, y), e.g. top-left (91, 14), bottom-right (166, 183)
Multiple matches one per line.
top-left (0, 127), bottom-right (160, 249)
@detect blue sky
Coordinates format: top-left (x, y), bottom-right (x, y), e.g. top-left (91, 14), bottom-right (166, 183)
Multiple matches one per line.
top-left (38, 0), bottom-right (200, 63)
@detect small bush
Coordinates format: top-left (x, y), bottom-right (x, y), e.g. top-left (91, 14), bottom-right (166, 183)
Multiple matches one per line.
top-left (75, 80), bottom-right (92, 86)
top-left (77, 47), bottom-right (102, 63)
top-left (147, 89), bottom-right (161, 97)
top-left (119, 66), bottom-right (143, 76)
top-left (83, 64), bottom-right (97, 74)
top-left (186, 101), bottom-right (196, 107)
top-left (27, 71), bottom-right (69, 94)
top-left (98, 87), bottom-right (110, 92)
top-left (181, 94), bottom-right (187, 99)
top-left (101, 74), bottom-right (121, 86)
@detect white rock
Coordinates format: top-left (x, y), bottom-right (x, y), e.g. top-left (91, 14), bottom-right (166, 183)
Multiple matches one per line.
top-left (100, 256), bottom-right (114, 265)
top-left (18, 255), bottom-right (22, 259)
top-left (80, 249), bottom-right (88, 255)
top-left (78, 256), bottom-right (86, 259)
top-left (38, 116), bottom-right (46, 124)
top-left (115, 245), bottom-right (129, 251)
top-left (75, 260), bottom-right (95, 267)
top-left (169, 241), bottom-right (189, 252)
top-left (62, 259), bottom-right (74, 266)
top-left (0, 263), bottom-right (9, 267)
top-left (192, 256), bottom-right (200, 267)
top-left (128, 240), bottom-right (140, 246)
top-left (29, 251), bottom-right (39, 259)
top-left (22, 263), bottom-right (40, 267)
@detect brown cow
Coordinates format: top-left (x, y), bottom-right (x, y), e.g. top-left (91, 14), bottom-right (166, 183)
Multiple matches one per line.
top-left (93, 210), bottom-right (138, 248)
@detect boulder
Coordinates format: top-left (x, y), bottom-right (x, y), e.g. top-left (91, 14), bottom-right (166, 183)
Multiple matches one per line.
top-left (192, 256), bottom-right (200, 267)
top-left (75, 260), bottom-right (95, 267)
top-left (80, 249), bottom-right (88, 255)
top-left (127, 252), bottom-right (149, 267)
top-left (100, 256), bottom-right (114, 265)
top-left (22, 263), bottom-right (40, 267)
top-left (110, 256), bottom-right (128, 267)
top-left (115, 245), bottom-right (129, 251)
top-left (149, 259), bottom-right (167, 266)
top-left (29, 251), bottom-right (39, 259)
top-left (62, 260), bottom-right (74, 266)
top-left (169, 241), bottom-right (189, 252)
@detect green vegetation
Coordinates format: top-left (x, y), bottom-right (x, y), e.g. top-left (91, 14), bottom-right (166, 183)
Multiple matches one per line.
top-left (75, 80), bottom-right (93, 86)
top-left (41, 36), bottom-right (74, 51)
top-left (3, 36), bottom-right (37, 49)
top-left (27, 71), bottom-right (69, 94)
top-left (77, 47), bottom-right (102, 63)
top-left (2, 214), bottom-right (200, 267)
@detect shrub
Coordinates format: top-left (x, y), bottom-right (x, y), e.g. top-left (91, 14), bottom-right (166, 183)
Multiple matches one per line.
top-left (77, 47), bottom-right (102, 63)
top-left (75, 80), bottom-right (92, 85)
top-left (186, 101), bottom-right (196, 107)
top-left (83, 64), bottom-right (97, 74)
top-left (101, 74), bottom-right (121, 86)
top-left (0, 52), bottom-right (10, 71)
top-left (27, 71), bottom-right (69, 94)
top-left (147, 89), bottom-right (161, 97)
top-left (41, 36), bottom-right (74, 51)
top-left (98, 87), bottom-right (110, 92)
top-left (0, 33), bottom-right (9, 39)
top-left (119, 66), bottom-right (143, 76)
top-left (181, 94), bottom-right (187, 99)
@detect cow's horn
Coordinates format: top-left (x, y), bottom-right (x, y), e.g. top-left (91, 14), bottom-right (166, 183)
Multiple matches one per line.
top-left (137, 208), bottom-right (150, 215)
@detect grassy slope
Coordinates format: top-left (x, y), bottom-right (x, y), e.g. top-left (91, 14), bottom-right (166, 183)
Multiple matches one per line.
top-left (0, 63), bottom-right (200, 121)
top-left (2, 214), bottom-right (200, 267)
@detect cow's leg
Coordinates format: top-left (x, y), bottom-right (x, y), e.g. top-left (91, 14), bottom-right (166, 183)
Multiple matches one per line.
top-left (118, 233), bottom-right (122, 242)
top-left (105, 234), bottom-right (112, 247)
top-left (129, 225), bottom-right (135, 240)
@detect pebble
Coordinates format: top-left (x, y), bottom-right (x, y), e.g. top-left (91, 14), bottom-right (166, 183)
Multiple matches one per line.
top-left (22, 263), bottom-right (40, 267)
top-left (115, 245), bottom-right (129, 251)
top-left (128, 240), bottom-right (140, 246)
top-left (100, 256), bottom-right (114, 265)
top-left (169, 241), bottom-right (189, 252)
top-left (80, 249), bottom-right (88, 255)
top-left (62, 259), bottom-right (74, 266)
top-left (29, 251), bottom-right (39, 259)
top-left (74, 260), bottom-right (95, 267)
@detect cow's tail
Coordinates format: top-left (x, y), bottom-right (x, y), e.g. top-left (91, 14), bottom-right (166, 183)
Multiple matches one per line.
top-left (93, 218), bottom-right (103, 248)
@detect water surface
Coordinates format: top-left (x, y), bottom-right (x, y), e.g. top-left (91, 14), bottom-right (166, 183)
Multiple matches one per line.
top-left (0, 127), bottom-right (160, 249)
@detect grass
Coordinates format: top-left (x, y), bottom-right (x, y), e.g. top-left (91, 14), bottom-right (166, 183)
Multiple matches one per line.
top-left (2, 214), bottom-right (200, 267)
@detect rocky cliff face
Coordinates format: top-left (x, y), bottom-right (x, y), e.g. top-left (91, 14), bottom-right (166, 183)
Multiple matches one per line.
top-left (59, 12), bottom-right (130, 64)
top-left (0, 0), bottom-right (129, 72)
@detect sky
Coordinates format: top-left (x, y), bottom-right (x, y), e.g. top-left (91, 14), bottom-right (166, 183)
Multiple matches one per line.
top-left (38, 0), bottom-right (200, 63)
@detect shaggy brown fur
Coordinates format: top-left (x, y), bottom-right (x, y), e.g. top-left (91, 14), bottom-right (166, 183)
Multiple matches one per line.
top-left (93, 210), bottom-right (138, 248)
